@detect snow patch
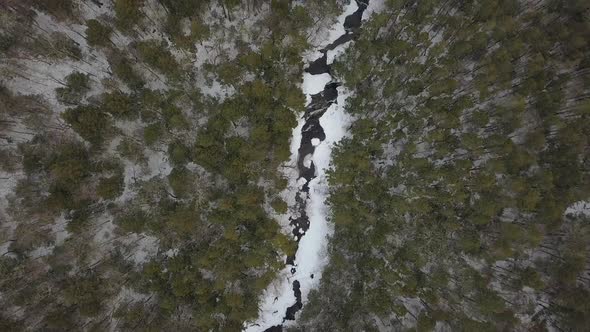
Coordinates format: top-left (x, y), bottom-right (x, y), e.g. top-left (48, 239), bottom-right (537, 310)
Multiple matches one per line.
top-left (564, 200), bottom-right (590, 219)
top-left (130, 235), bottom-right (159, 264)
top-left (320, 1), bottom-right (359, 49)
top-left (302, 73), bottom-right (332, 100)
top-left (297, 177), bottom-right (308, 189)
top-left (245, 271), bottom-right (297, 330)
top-left (364, 0), bottom-right (387, 19)
top-left (326, 41), bottom-right (352, 65)
top-left (303, 154), bottom-right (313, 168)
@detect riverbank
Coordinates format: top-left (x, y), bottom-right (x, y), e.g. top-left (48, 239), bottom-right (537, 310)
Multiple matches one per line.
top-left (244, 1), bottom-right (370, 330)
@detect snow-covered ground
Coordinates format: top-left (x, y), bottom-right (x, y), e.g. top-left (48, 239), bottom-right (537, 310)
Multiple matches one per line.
top-left (320, 1), bottom-right (359, 49)
top-left (564, 200), bottom-right (590, 219)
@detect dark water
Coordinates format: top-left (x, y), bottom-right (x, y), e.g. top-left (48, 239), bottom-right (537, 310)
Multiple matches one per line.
top-left (266, 1), bottom-right (369, 331)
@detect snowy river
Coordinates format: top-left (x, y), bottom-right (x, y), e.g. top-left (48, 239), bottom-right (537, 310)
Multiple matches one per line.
top-left (245, 1), bottom-right (371, 331)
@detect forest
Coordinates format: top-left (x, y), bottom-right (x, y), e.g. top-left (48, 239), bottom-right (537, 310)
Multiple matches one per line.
top-left (298, 0), bottom-right (590, 331)
top-left (1, 0), bottom-right (589, 331)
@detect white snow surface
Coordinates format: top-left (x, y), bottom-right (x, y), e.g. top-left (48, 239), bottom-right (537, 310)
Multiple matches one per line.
top-left (364, 0), bottom-right (387, 19)
top-left (130, 235), bottom-right (160, 264)
top-left (564, 200), bottom-right (590, 219)
top-left (297, 87), bottom-right (353, 305)
top-left (327, 41), bottom-right (352, 65)
top-left (302, 73), bottom-right (332, 104)
top-left (245, 1), bottom-right (360, 330)
top-left (320, 1), bottom-right (359, 49)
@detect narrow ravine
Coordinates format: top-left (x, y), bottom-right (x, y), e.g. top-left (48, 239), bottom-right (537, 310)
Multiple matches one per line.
top-left (245, 1), bottom-right (370, 331)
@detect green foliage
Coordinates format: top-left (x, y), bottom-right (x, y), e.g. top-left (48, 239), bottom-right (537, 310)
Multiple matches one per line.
top-left (61, 105), bottom-right (111, 145)
top-left (518, 267), bottom-right (544, 290)
top-left (63, 275), bottom-right (109, 317)
top-left (143, 123), bottom-right (163, 146)
top-left (190, 18), bottom-right (210, 43)
top-left (101, 91), bottom-right (137, 119)
top-left (32, 0), bottom-right (74, 20)
top-left (113, 302), bottom-right (148, 330)
top-left (136, 40), bottom-right (180, 80)
top-left (162, 105), bottom-right (188, 130)
top-left (138, 187), bottom-right (289, 328)
top-left (85, 19), bottom-right (112, 47)
top-left (43, 308), bottom-right (76, 330)
top-left (46, 141), bottom-right (92, 187)
top-left (476, 289), bottom-right (506, 315)
top-left (164, 202), bottom-right (199, 236)
top-left (55, 72), bottom-right (90, 105)
top-left (114, 0), bottom-right (144, 32)
top-left (117, 137), bottom-right (146, 165)
top-left (65, 202), bottom-right (93, 234)
top-left (115, 209), bottom-right (148, 234)
top-left (15, 138), bottom-right (97, 220)
top-left (97, 173), bottom-right (124, 200)
top-left (0, 148), bottom-right (19, 172)
top-left (160, 0), bottom-right (205, 16)
top-left (167, 167), bottom-right (193, 198)
top-left (50, 32), bottom-right (82, 59)
top-left (271, 197), bottom-right (288, 214)
top-left (108, 52), bottom-right (144, 89)
top-left (13, 0), bottom-right (590, 330)
top-left (162, 5), bottom-right (210, 50)
top-left (0, 1), bottom-right (327, 330)
top-left (416, 313), bottom-right (436, 332)
top-left (167, 141), bottom-right (191, 166)
top-left (0, 33), bottom-right (16, 53)
top-left (299, 1), bottom-right (590, 330)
